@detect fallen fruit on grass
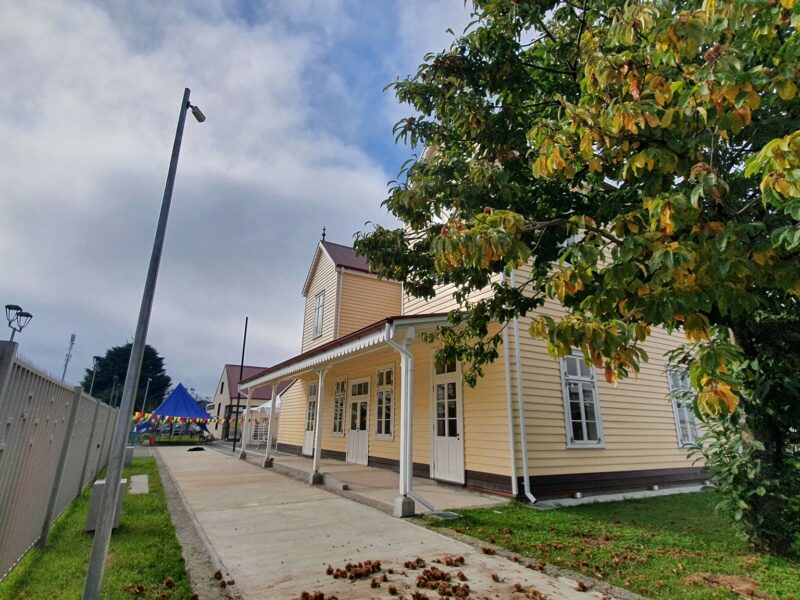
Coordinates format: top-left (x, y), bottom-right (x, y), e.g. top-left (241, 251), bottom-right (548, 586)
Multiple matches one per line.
top-left (481, 547), bottom-right (495, 555)
top-left (575, 580), bottom-right (588, 592)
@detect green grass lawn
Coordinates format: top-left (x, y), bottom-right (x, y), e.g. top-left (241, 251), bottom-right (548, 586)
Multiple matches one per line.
top-left (427, 492), bottom-right (799, 599)
top-left (0, 457), bottom-right (192, 600)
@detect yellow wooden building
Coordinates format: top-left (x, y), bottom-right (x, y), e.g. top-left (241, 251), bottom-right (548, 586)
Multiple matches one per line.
top-left (239, 239), bottom-right (703, 516)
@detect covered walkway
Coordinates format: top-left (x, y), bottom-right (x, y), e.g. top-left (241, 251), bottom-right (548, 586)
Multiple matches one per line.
top-left (213, 442), bottom-right (506, 514)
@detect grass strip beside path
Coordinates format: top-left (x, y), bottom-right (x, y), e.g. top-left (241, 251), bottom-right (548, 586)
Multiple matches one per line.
top-left (427, 492), bottom-right (799, 599)
top-left (0, 457), bottom-right (192, 600)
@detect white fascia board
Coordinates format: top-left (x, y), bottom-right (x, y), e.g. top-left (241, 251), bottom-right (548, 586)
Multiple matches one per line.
top-left (239, 328), bottom-right (387, 393)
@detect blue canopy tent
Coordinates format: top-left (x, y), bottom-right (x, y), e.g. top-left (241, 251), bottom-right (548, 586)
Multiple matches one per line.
top-left (134, 383), bottom-right (212, 437)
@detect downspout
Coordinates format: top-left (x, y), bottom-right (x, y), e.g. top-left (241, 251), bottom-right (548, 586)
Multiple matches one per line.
top-left (501, 273), bottom-right (519, 497)
top-left (335, 269), bottom-right (343, 338)
top-left (510, 270), bottom-right (537, 504)
top-left (384, 323), bottom-right (435, 514)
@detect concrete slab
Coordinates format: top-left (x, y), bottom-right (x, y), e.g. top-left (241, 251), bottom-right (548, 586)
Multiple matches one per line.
top-left (129, 474), bottom-right (149, 495)
top-left (157, 446), bottom-right (624, 599)
top-left (264, 452), bottom-right (507, 515)
top-left (85, 479), bottom-right (127, 532)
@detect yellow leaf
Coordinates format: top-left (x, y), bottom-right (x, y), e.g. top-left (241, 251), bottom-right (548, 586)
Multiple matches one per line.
top-left (780, 0), bottom-right (794, 8)
top-left (660, 205), bottom-right (675, 235)
top-left (778, 80), bottom-right (797, 101)
top-left (588, 157), bottom-right (602, 173)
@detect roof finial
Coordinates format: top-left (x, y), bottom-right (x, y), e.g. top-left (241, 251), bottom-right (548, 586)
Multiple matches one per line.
top-left (321, 226), bottom-right (326, 242)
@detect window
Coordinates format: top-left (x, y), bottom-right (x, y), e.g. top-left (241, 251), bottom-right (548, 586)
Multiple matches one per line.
top-left (313, 291), bottom-right (325, 338)
top-left (332, 380), bottom-right (346, 436)
top-left (220, 381), bottom-right (225, 394)
top-left (668, 370), bottom-right (701, 446)
top-left (434, 360), bottom-right (457, 375)
top-left (560, 353), bottom-right (604, 446)
top-left (376, 367), bottom-right (394, 438)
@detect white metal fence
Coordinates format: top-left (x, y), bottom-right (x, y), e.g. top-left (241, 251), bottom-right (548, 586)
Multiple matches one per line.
top-left (0, 341), bottom-right (118, 580)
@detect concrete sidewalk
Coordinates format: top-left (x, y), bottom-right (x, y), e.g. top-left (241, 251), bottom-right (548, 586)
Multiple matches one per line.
top-left (157, 446), bottom-right (623, 599)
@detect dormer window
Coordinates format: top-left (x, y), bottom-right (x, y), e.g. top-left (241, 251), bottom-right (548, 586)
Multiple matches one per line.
top-left (313, 291), bottom-right (325, 338)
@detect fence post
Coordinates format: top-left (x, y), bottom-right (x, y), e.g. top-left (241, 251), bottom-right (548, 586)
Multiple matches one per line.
top-left (78, 399), bottom-right (102, 496)
top-left (0, 342), bottom-right (18, 409)
top-left (38, 385), bottom-right (81, 549)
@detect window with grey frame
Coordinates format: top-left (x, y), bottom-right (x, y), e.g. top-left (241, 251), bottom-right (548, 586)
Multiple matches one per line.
top-left (561, 353), bottom-right (604, 446)
top-left (667, 369), bottom-right (701, 446)
top-left (313, 291), bottom-right (325, 338)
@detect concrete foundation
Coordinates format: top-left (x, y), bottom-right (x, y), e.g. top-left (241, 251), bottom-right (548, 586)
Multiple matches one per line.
top-left (85, 479), bottom-right (127, 532)
top-left (393, 495), bottom-right (416, 518)
top-left (124, 445), bottom-right (134, 466)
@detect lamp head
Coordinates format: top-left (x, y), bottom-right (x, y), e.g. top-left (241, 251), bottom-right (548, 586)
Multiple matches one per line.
top-left (15, 311), bottom-right (32, 330)
top-left (189, 104), bottom-right (206, 123)
top-left (5, 304), bottom-right (21, 323)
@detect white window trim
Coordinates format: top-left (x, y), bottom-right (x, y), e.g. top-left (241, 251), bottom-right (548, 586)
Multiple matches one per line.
top-left (312, 291), bottom-right (325, 338)
top-left (667, 370), bottom-right (701, 447)
top-left (331, 377), bottom-right (346, 437)
top-left (305, 382), bottom-right (318, 432)
top-left (348, 376), bottom-right (370, 435)
top-left (560, 352), bottom-right (605, 448)
top-left (375, 364), bottom-right (395, 441)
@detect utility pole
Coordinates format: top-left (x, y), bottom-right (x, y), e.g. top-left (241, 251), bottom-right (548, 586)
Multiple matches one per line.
top-left (61, 333), bottom-right (76, 381)
top-left (231, 316), bottom-right (248, 454)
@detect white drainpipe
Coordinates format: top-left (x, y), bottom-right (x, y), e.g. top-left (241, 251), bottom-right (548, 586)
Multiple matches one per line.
top-left (501, 273), bottom-right (519, 497)
top-left (385, 323), bottom-right (435, 515)
top-left (510, 270), bottom-right (537, 504)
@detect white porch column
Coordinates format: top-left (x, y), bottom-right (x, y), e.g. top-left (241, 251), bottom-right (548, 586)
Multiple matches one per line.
top-left (263, 380), bottom-right (280, 468)
top-left (238, 387), bottom-right (253, 459)
top-left (386, 326), bottom-right (417, 517)
top-left (310, 367), bottom-right (328, 484)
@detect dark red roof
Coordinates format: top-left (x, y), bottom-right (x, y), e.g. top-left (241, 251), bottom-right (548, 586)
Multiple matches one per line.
top-left (224, 364), bottom-right (292, 401)
top-left (321, 240), bottom-right (370, 274)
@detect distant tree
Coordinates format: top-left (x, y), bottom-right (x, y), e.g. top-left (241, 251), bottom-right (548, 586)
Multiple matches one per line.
top-left (81, 343), bottom-right (171, 411)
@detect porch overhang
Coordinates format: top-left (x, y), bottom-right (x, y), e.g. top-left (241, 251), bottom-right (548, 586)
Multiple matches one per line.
top-left (238, 313), bottom-right (449, 393)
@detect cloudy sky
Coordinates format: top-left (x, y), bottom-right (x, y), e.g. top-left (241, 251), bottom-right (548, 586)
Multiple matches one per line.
top-left (1, 0), bottom-right (472, 400)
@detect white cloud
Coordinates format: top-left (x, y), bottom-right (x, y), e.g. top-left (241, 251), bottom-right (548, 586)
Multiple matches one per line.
top-left (0, 0), bottom-right (469, 398)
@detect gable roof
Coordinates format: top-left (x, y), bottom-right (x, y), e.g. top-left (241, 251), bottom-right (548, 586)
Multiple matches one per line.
top-left (321, 240), bottom-right (370, 273)
top-left (301, 240), bottom-right (371, 297)
top-left (223, 364), bottom-right (290, 401)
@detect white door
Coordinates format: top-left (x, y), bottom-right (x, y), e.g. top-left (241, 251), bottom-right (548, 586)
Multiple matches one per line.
top-left (346, 379), bottom-right (369, 465)
top-left (431, 362), bottom-right (464, 484)
top-left (302, 383), bottom-right (318, 456)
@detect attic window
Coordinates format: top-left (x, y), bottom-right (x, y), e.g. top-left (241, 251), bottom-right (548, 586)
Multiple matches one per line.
top-left (220, 381), bottom-right (224, 394)
top-left (313, 291), bottom-right (325, 338)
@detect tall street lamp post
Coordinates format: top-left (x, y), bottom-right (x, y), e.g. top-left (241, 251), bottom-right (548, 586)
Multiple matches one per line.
top-left (5, 304), bottom-right (33, 342)
top-left (83, 88), bottom-right (204, 600)
top-left (88, 355), bottom-right (102, 396)
top-left (140, 377), bottom-right (151, 414)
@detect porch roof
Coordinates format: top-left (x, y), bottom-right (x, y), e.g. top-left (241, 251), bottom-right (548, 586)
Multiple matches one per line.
top-left (239, 313), bottom-right (449, 392)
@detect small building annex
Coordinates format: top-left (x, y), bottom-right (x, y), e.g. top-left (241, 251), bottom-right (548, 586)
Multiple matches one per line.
top-left (238, 237), bottom-right (703, 517)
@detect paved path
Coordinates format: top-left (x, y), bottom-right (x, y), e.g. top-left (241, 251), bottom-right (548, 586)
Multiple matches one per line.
top-left (157, 446), bottom-right (619, 599)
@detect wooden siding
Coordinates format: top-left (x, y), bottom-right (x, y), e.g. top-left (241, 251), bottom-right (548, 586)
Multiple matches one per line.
top-left (301, 250), bottom-right (339, 352)
top-left (338, 272), bottom-right (402, 337)
top-left (271, 333), bottom-right (514, 479)
top-left (508, 264), bottom-right (697, 477)
top-left (208, 370), bottom-right (227, 437)
top-left (275, 380), bottom-right (305, 448)
top-left (402, 276), bottom-right (499, 316)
